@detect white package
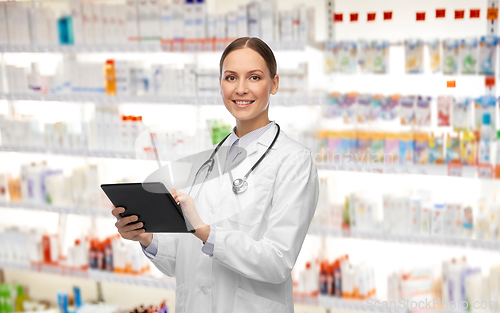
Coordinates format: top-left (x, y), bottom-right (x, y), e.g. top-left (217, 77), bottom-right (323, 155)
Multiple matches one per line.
top-left (82, 0), bottom-right (95, 44)
top-left (126, 0), bottom-right (140, 42)
top-left (247, 1), bottom-right (260, 38)
top-left (70, 0), bottom-right (84, 45)
top-left (227, 11), bottom-right (237, 39)
top-left (93, 3), bottom-right (104, 44)
top-left (171, 0), bottom-right (184, 39)
top-left (0, 3), bottom-right (8, 45)
top-left (149, 0), bottom-right (161, 39)
top-left (194, 0), bottom-right (206, 39)
top-left (280, 11), bottom-right (292, 42)
top-left (160, 1), bottom-right (173, 40)
top-left (260, 0), bottom-right (275, 43)
top-left (237, 5), bottom-right (248, 37)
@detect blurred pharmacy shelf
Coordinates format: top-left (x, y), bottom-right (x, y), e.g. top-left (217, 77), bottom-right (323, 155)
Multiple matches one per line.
top-left (0, 259), bottom-right (176, 290)
top-left (318, 296), bottom-right (403, 313)
top-left (316, 163), bottom-right (479, 178)
top-left (0, 93), bottom-right (327, 106)
top-left (0, 42), bottom-right (309, 54)
top-left (0, 201), bottom-right (110, 218)
top-left (307, 226), bottom-right (500, 251)
top-left (0, 145), bottom-right (136, 159)
top-left (2, 201), bottom-right (500, 251)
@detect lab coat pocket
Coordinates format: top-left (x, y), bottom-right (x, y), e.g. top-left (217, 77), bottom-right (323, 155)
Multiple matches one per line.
top-left (233, 288), bottom-right (287, 313)
top-left (175, 284), bottom-right (186, 313)
top-left (224, 175), bottom-right (274, 227)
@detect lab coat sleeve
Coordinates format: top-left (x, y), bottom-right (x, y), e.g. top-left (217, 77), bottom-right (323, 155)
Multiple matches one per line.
top-left (212, 149), bottom-right (319, 284)
top-left (146, 233), bottom-right (180, 277)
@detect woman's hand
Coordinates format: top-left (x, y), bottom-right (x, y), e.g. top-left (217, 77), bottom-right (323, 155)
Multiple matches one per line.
top-left (170, 189), bottom-right (210, 243)
top-left (112, 207), bottom-right (153, 247)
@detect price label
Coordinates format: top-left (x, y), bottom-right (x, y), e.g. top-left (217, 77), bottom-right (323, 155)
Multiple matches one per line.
top-left (488, 8), bottom-right (499, 20)
top-left (448, 163), bottom-right (463, 177)
top-left (478, 164), bottom-right (493, 179)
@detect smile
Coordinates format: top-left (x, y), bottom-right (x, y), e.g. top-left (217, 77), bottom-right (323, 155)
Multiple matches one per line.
top-left (232, 100), bottom-right (255, 107)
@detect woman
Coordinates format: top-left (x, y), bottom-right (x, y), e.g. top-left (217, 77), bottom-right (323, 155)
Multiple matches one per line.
top-left (112, 37), bottom-right (319, 313)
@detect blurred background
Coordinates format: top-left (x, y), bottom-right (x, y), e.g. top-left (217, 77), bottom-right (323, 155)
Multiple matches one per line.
top-left (1, 0), bottom-right (500, 312)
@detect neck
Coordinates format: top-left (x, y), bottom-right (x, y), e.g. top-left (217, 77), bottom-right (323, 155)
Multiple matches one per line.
top-left (235, 116), bottom-right (271, 138)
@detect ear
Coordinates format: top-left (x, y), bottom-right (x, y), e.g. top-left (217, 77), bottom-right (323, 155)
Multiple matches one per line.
top-left (270, 74), bottom-right (279, 95)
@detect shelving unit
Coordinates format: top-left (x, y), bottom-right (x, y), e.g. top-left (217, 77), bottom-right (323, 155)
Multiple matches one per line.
top-left (0, 93), bottom-right (327, 106)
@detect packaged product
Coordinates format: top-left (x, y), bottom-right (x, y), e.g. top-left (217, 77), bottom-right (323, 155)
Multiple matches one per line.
top-left (415, 96), bottom-right (431, 127)
top-left (431, 203), bottom-right (445, 236)
top-left (460, 38), bottom-right (478, 74)
top-left (409, 197), bottom-right (421, 234)
top-left (400, 95), bottom-right (415, 126)
top-left (342, 92), bottom-right (358, 124)
top-left (342, 131), bottom-right (357, 161)
top-left (372, 40), bottom-right (389, 74)
top-left (381, 94), bottom-right (400, 120)
top-left (420, 203), bottom-right (431, 234)
top-left (442, 39), bottom-right (459, 75)
top-left (385, 133), bottom-right (399, 165)
top-left (462, 205), bottom-right (473, 238)
top-left (370, 94), bottom-right (383, 121)
top-left (445, 133), bottom-right (461, 163)
top-left (474, 95), bottom-right (496, 130)
top-left (324, 41), bottom-right (340, 73)
top-left (356, 94), bottom-right (372, 123)
top-left (460, 131), bottom-right (477, 166)
top-left (326, 92), bottom-right (342, 118)
top-left (452, 98), bottom-right (472, 131)
top-left (356, 132), bottom-right (372, 163)
top-left (428, 133), bottom-right (444, 164)
top-left (327, 131), bottom-right (342, 163)
top-left (479, 35), bottom-right (498, 75)
top-left (399, 133), bottom-right (414, 165)
top-left (404, 39), bottom-right (424, 74)
top-left (414, 133), bottom-right (429, 164)
top-left (317, 130), bottom-right (329, 163)
top-left (437, 95), bottom-right (453, 126)
top-left (358, 40), bottom-right (372, 73)
top-left (371, 133), bottom-right (385, 163)
top-left (428, 39), bottom-right (440, 73)
top-left (339, 41), bottom-right (357, 74)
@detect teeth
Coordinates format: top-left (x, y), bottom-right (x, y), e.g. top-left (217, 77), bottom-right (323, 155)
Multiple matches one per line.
top-left (235, 101), bottom-right (252, 105)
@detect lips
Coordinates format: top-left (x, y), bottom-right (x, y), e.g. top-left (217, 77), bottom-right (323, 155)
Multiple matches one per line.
top-left (232, 100), bottom-right (255, 108)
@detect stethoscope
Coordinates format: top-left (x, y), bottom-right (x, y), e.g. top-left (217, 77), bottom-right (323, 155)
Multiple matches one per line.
top-left (188, 123), bottom-right (280, 200)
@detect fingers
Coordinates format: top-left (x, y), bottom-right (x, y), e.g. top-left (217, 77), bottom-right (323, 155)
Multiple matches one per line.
top-left (120, 228), bottom-right (146, 240)
top-left (122, 222), bottom-right (144, 233)
top-left (111, 207), bottom-right (125, 219)
top-left (114, 215), bottom-right (138, 228)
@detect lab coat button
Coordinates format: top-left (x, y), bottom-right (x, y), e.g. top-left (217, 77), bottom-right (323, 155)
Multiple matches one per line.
top-left (201, 286), bottom-right (208, 294)
top-left (210, 210), bottom-right (215, 215)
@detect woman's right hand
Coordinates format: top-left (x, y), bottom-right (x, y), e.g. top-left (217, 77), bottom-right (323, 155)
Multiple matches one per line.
top-left (112, 207), bottom-right (153, 247)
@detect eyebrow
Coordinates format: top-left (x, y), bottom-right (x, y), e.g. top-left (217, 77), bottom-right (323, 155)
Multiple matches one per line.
top-left (224, 69), bottom-right (265, 75)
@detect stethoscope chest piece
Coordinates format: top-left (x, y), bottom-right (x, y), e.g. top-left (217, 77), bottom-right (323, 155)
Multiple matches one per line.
top-left (232, 178), bottom-right (248, 194)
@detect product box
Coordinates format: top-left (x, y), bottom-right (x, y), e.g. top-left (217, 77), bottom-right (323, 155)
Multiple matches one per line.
top-left (399, 133), bottom-right (414, 165)
top-left (82, 0), bottom-right (95, 44)
top-left (6, 3), bottom-right (31, 45)
top-left (0, 173), bottom-right (9, 202)
top-left (380, 95), bottom-right (400, 120)
top-left (273, 11), bottom-right (280, 42)
top-left (428, 134), bottom-right (444, 164)
top-left (404, 39), bottom-right (424, 74)
top-left (409, 197), bottom-right (421, 234)
top-left (479, 35), bottom-right (498, 75)
top-left (460, 38), bottom-right (478, 74)
top-left (414, 133), bottom-right (429, 165)
top-left (126, 0), bottom-right (140, 42)
top-left (460, 130), bottom-right (477, 166)
top-left (372, 41), bottom-right (389, 73)
top-left (400, 96), bottom-right (415, 126)
top-left (194, 1), bottom-right (206, 39)
top-left (92, 3), bottom-right (104, 44)
top-left (437, 96), bottom-right (452, 126)
top-left (385, 133), bottom-right (399, 165)
top-left (428, 39), bottom-right (440, 73)
top-left (237, 5), bottom-right (248, 37)
top-left (0, 3), bottom-right (8, 45)
top-left (215, 14), bottom-right (226, 39)
top-left (462, 205), bottom-right (473, 238)
top-left (247, 1), bottom-right (260, 38)
top-left (356, 132), bottom-right (371, 163)
top-left (445, 133), bottom-right (460, 163)
top-left (183, 1), bottom-right (195, 40)
top-left (299, 5), bottom-right (314, 43)
top-left (415, 96), bottom-right (431, 126)
top-left (260, 0), bottom-right (275, 43)
top-left (356, 94), bottom-right (371, 123)
top-left (226, 11), bottom-right (238, 39)
top-left (280, 10), bottom-right (292, 42)
top-left (171, 0), bottom-right (184, 40)
top-left (371, 133), bottom-right (385, 163)
top-left (137, 0), bottom-right (149, 39)
top-left (420, 203), bottom-right (431, 235)
top-left (442, 39), bottom-right (459, 75)
top-left (431, 204), bottom-right (445, 236)
top-left (70, 0), bottom-right (84, 45)
top-left (452, 98), bottom-right (472, 131)
top-left (382, 195), bottom-right (393, 233)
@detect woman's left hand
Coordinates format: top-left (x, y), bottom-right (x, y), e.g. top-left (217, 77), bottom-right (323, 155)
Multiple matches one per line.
top-left (170, 189), bottom-right (210, 242)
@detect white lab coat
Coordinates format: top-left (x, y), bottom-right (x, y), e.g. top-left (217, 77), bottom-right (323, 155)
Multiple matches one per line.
top-left (146, 124), bottom-right (319, 313)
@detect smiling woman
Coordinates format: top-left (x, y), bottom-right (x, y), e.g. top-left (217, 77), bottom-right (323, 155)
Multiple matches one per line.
top-left (219, 37), bottom-right (280, 138)
top-left (112, 36), bottom-right (319, 313)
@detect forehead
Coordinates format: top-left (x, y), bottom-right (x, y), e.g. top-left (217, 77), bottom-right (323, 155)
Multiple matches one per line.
top-left (222, 48), bottom-right (268, 73)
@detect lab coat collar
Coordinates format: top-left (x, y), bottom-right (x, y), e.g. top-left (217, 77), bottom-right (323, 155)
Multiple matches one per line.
top-left (245, 122), bottom-right (281, 157)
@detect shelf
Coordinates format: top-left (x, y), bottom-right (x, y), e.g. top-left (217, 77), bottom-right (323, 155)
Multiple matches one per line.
top-left (308, 226), bottom-right (500, 250)
top-left (0, 93), bottom-right (327, 106)
top-left (0, 146), bottom-right (136, 159)
top-left (317, 163), bottom-right (479, 178)
top-left (0, 41), bottom-right (308, 53)
top-left (0, 259), bottom-right (176, 290)
top-left (0, 201), bottom-right (111, 218)
top-left (2, 202), bottom-right (499, 251)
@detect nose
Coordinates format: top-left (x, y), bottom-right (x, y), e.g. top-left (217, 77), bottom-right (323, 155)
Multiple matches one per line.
top-left (235, 79), bottom-right (248, 95)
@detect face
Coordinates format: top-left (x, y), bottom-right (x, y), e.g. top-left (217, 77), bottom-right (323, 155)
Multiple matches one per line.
top-left (220, 48), bottom-right (279, 124)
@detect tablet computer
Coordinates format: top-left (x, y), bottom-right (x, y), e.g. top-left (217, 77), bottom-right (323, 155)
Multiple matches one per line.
top-left (101, 182), bottom-right (195, 233)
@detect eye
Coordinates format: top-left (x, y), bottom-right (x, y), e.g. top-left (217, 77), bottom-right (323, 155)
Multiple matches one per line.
top-left (250, 75), bottom-right (260, 81)
top-left (225, 75), bottom-right (236, 82)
